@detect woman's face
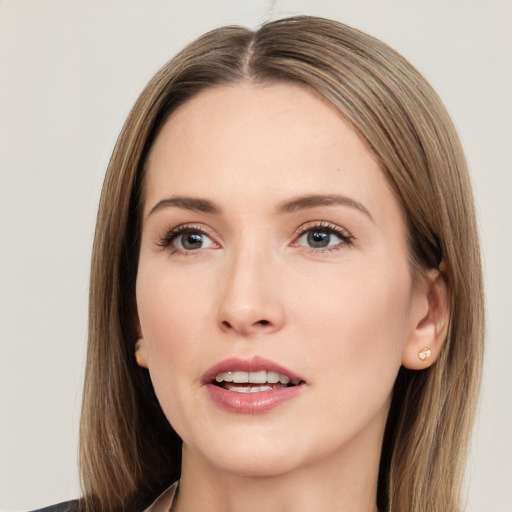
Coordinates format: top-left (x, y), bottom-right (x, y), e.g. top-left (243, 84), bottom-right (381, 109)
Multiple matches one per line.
top-left (136, 83), bottom-right (427, 477)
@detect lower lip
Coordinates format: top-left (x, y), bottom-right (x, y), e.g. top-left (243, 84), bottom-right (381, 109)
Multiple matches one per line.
top-left (205, 383), bottom-right (304, 414)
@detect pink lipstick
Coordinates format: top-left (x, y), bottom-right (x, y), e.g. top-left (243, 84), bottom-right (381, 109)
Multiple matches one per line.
top-left (203, 356), bottom-right (306, 414)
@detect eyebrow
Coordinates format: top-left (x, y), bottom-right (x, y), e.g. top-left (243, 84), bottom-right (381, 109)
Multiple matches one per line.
top-left (277, 194), bottom-right (373, 221)
top-left (148, 196), bottom-right (221, 217)
top-left (148, 193), bottom-right (373, 221)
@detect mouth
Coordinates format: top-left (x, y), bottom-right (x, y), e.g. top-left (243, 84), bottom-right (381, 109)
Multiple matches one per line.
top-left (213, 370), bottom-right (302, 393)
top-left (203, 356), bottom-right (306, 413)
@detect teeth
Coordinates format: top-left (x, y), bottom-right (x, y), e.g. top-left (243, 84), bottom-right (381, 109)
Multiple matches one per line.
top-left (267, 371), bottom-right (280, 383)
top-left (215, 370), bottom-right (298, 385)
top-left (249, 370), bottom-right (267, 383)
top-left (224, 384), bottom-right (274, 393)
top-left (215, 371), bottom-right (233, 383)
top-left (232, 371), bottom-right (249, 383)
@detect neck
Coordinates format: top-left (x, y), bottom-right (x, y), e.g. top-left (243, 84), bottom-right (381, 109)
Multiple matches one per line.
top-left (173, 406), bottom-right (386, 512)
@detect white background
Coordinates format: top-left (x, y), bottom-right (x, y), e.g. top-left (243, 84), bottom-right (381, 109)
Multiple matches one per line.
top-left (0, 1), bottom-right (511, 511)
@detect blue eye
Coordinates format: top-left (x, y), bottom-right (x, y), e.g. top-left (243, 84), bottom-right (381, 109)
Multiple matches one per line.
top-left (295, 223), bottom-right (353, 250)
top-left (305, 230), bottom-right (335, 248)
top-left (297, 229), bottom-right (340, 248)
top-left (158, 226), bottom-right (217, 253)
top-left (172, 230), bottom-right (216, 250)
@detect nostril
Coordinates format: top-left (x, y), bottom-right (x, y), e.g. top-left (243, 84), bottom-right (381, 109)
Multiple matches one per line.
top-left (219, 317), bottom-right (275, 333)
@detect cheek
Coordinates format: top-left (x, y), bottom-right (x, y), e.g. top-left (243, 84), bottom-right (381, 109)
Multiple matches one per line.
top-left (279, 266), bottom-right (412, 450)
top-left (137, 262), bottom-right (211, 347)
top-left (290, 261), bottom-right (413, 388)
top-left (135, 265), bottom-right (209, 411)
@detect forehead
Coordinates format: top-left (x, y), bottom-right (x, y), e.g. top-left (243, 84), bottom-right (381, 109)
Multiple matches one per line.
top-left (143, 82), bottom-right (395, 220)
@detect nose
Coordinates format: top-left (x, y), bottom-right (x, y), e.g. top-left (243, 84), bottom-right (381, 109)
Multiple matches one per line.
top-left (216, 247), bottom-right (285, 337)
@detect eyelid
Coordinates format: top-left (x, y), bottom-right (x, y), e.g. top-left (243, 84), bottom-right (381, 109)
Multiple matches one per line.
top-left (156, 223), bottom-right (220, 252)
top-left (293, 220), bottom-right (353, 239)
top-left (154, 220), bottom-right (354, 254)
top-left (291, 221), bottom-right (355, 249)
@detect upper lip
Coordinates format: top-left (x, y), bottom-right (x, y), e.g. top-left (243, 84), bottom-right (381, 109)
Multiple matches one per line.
top-left (202, 355), bottom-right (305, 385)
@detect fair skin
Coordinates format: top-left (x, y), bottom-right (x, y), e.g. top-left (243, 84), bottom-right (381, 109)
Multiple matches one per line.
top-left (135, 83), bottom-right (448, 512)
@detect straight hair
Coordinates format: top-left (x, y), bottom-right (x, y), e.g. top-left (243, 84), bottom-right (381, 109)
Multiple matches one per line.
top-left (80, 16), bottom-right (484, 511)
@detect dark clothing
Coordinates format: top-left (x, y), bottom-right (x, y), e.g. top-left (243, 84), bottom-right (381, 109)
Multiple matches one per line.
top-left (28, 501), bottom-right (79, 512)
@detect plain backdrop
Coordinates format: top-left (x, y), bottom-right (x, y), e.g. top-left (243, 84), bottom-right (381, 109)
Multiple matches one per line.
top-left (0, 1), bottom-right (511, 511)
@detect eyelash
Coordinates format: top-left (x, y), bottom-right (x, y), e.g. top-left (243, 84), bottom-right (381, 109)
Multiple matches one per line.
top-left (156, 224), bottom-right (217, 256)
top-left (293, 221), bottom-right (354, 253)
top-left (156, 221), bottom-right (354, 255)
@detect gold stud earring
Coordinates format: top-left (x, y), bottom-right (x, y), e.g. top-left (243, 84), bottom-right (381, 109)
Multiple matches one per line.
top-left (135, 337), bottom-right (143, 363)
top-left (418, 347), bottom-right (432, 361)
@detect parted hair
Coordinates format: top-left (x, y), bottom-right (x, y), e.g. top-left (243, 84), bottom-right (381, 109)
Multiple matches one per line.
top-left (80, 15), bottom-right (484, 512)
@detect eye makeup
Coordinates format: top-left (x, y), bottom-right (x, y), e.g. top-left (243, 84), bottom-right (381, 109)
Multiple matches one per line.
top-left (154, 219), bottom-right (354, 258)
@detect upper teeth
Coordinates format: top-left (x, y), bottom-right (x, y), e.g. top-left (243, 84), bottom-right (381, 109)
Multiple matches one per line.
top-left (215, 370), bottom-right (298, 385)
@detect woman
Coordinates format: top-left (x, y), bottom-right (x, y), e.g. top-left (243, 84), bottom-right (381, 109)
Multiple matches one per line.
top-left (37, 15), bottom-right (484, 512)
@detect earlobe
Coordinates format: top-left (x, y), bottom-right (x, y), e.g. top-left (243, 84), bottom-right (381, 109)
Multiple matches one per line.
top-left (402, 266), bottom-right (450, 370)
top-left (135, 336), bottom-right (149, 368)
top-left (133, 310), bottom-right (149, 368)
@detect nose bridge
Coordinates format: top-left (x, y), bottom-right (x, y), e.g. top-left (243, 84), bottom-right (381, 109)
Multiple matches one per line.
top-left (217, 240), bottom-right (284, 335)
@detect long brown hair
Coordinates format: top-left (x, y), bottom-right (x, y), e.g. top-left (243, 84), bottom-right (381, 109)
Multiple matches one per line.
top-left (80, 16), bottom-right (484, 511)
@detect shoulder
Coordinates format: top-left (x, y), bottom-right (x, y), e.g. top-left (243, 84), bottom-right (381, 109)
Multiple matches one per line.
top-left (27, 500), bottom-right (79, 512)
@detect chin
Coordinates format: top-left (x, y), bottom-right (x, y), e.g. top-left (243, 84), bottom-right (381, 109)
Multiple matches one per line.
top-left (209, 449), bottom-right (302, 478)
top-left (184, 430), bottom-right (309, 478)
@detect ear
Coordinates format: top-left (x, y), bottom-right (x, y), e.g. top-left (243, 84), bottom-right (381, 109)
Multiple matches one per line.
top-left (133, 313), bottom-right (149, 369)
top-left (135, 336), bottom-right (149, 368)
top-left (402, 265), bottom-right (450, 370)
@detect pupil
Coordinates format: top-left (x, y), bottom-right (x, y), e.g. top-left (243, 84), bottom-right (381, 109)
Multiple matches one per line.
top-left (307, 230), bottom-right (330, 248)
top-left (182, 232), bottom-right (203, 250)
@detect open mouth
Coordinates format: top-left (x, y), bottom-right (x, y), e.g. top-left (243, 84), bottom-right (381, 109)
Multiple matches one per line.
top-left (213, 370), bottom-right (302, 393)
top-left (204, 358), bottom-right (305, 413)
